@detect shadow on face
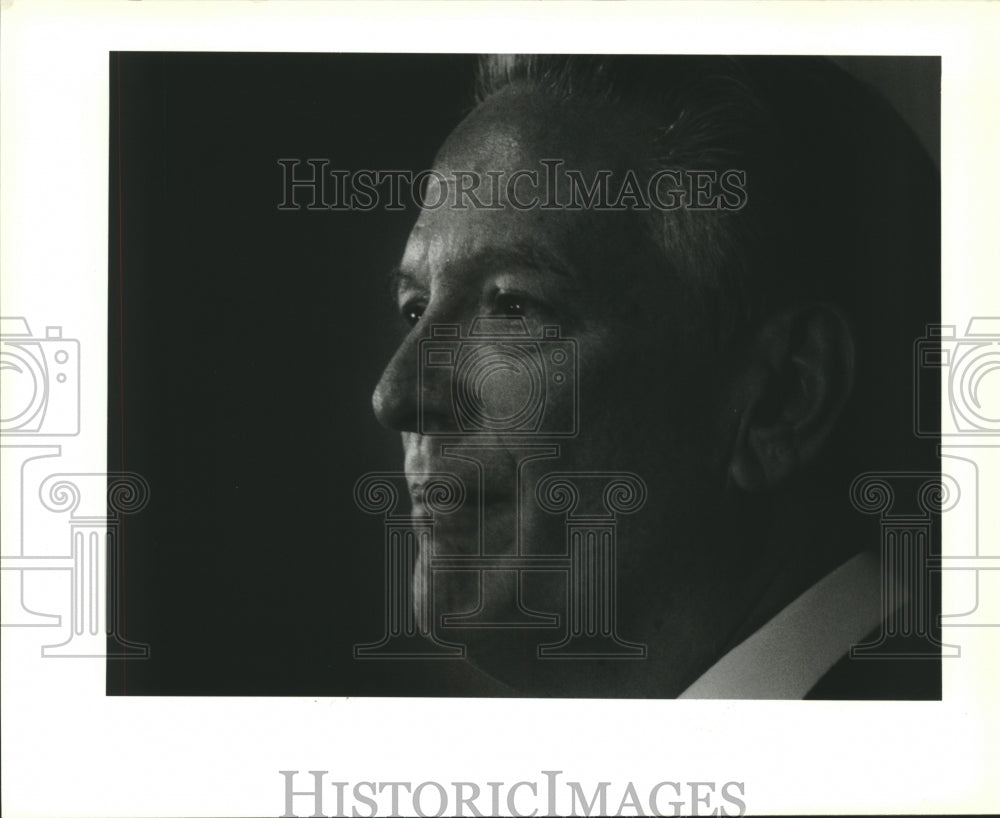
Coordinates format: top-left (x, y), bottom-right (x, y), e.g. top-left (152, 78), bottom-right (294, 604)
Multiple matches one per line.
top-left (370, 56), bottom-right (939, 696)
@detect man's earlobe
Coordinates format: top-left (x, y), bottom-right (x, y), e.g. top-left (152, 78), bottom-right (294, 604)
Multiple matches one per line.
top-left (728, 304), bottom-right (855, 491)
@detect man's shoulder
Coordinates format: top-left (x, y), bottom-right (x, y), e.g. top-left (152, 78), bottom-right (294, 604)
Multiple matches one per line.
top-left (680, 551), bottom-right (943, 700)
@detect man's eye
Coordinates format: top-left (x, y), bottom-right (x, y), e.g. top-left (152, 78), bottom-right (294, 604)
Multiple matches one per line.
top-left (495, 292), bottom-right (528, 317)
top-left (400, 300), bottom-right (426, 327)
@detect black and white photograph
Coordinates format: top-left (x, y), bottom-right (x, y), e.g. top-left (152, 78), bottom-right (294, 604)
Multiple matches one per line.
top-left (107, 51), bottom-right (944, 701)
top-left (2, 2), bottom-right (998, 817)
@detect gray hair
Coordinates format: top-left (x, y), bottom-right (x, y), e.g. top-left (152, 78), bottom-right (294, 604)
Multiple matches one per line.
top-left (473, 54), bottom-right (940, 462)
top-left (474, 55), bottom-right (923, 344)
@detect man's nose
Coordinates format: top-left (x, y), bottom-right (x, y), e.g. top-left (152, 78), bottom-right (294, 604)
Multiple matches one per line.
top-left (372, 331), bottom-right (418, 431)
top-left (371, 324), bottom-right (453, 433)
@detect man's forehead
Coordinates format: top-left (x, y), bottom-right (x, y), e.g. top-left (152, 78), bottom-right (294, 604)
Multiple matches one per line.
top-left (398, 224), bottom-right (451, 278)
top-left (398, 225), bottom-right (576, 284)
top-left (434, 112), bottom-right (528, 173)
top-left (397, 87), bottom-right (665, 292)
top-left (433, 86), bottom-right (627, 174)
top-left (399, 213), bottom-right (575, 281)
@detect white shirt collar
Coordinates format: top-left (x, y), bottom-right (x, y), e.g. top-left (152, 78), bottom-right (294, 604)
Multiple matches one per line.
top-left (679, 551), bottom-right (883, 699)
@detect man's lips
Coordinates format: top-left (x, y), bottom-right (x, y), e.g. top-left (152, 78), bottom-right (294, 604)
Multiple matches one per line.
top-left (403, 438), bottom-right (523, 522)
top-left (408, 482), bottom-right (514, 512)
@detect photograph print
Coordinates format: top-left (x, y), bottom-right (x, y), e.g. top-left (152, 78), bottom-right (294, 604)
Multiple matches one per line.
top-left (107, 52), bottom-right (943, 699)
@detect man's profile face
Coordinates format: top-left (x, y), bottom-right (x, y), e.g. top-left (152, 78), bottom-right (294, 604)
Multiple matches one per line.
top-left (372, 87), bottom-right (753, 693)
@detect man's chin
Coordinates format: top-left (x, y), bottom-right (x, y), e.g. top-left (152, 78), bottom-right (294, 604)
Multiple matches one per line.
top-left (412, 551), bottom-right (524, 626)
top-left (430, 501), bottom-right (519, 553)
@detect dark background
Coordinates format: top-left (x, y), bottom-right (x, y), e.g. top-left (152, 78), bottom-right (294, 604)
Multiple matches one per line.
top-left (107, 53), bottom-right (940, 696)
top-left (108, 52), bottom-right (499, 695)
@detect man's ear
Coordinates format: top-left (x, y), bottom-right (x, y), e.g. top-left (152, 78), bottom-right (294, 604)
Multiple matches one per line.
top-left (728, 304), bottom-right (855, 491)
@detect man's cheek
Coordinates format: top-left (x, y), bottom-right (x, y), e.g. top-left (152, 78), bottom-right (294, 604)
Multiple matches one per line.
top-left (469, 361), bottom-right (536, 423)
top-left (400, 431), bottom-right (418, 454)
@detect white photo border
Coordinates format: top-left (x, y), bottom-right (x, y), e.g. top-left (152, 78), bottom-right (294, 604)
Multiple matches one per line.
top-left (2, 1), bottom-right (998, 816)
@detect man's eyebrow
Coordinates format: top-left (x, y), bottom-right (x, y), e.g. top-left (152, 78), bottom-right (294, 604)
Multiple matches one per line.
top-left (462, 244), bottom-right (577, 281)
top-left (387, 266), bottom-right (420, 294)
top-left (388, 244), bottom-right (578, 293)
